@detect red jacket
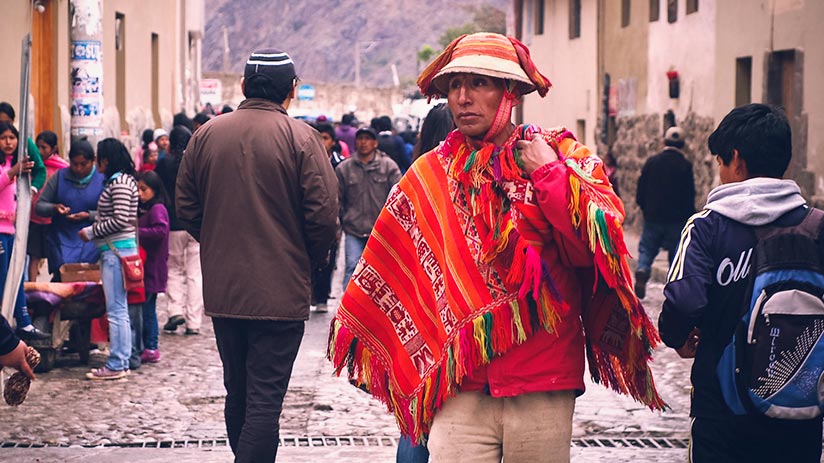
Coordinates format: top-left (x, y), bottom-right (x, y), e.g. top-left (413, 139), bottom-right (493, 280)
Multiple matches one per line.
top-left (461, 161), bottom-right (595, 397)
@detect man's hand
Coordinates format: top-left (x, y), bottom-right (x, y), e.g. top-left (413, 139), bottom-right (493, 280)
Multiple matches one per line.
top-left (676, 328), bottom-right (701, 358)
top-left (54, 204), bottom-right (71, 215)
top-left (66, 211), bottom-right (90, 222)
top-left (0, 341), bottom-right (36, 380)
top-left (516, 134), bottom-right (558, 176)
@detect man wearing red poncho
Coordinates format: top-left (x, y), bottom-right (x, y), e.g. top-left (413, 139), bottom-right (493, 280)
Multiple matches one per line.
top-left (329, 32), bottom-right (664, 462)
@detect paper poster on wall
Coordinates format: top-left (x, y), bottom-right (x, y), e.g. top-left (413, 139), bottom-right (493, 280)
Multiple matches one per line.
top-left (70, 40), bottom-right (103, 128)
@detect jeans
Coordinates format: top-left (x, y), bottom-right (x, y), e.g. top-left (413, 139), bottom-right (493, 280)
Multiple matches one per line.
top-left (213, 317), bottom-right (305, 463)
top-left (636, 221), bottom-right (682, 273)
top-left (690, 415), bottom-right (822, 462)
top-left (128, 303), bottom-right (143, 370)
top-left (312, 240), bottom-right (338, 305)
top-left (142, 292), bottom-right (159, 350)
top-left (100, 248), bottom-right (136, 371)
top-left (0, 233), bottom-right (31, 328)
top-left (397, 435), bottom-right (430, 463)
top-left (343, 234), bottom-right (368, 292)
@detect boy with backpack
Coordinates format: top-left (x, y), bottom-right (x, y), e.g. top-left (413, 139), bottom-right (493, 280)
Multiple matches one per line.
top-left (659, 103), bottom-right (823, 462)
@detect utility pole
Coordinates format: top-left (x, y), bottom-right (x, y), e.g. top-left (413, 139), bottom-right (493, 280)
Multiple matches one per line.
top-left (69, 0), bottom-right (104, 146)
top-left (222, 26), bottom-right (230, 73)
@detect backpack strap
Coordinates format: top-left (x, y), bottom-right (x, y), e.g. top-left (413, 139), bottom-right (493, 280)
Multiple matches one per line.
top-left (755, 207), bottom-right (824, 241)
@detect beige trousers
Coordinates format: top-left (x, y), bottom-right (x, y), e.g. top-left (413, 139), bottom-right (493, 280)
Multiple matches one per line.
top-left (165, 230), bottom-right (204, 330)
top-left (427, 390), bottom-right (576, 463)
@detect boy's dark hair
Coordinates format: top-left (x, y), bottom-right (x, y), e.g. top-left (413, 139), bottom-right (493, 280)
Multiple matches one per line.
top-left (414, 103), bottom-right (454, 160)
top-left (138, 170), bottom-right (170, 209)
top-left (314, 122), bottom-right (336, 140)
top-left (36, 130), bottom-right (59, 151)
top-left (97, 138), bottom-right (135, 179)
top-left (0, 102), bottom-right (15, 121)
top-left (708, 103), bottom-right (792, 179)
top-left (141, 128), bottom-right (155, 147)
top-left (68, 138), bottom-right (95, 161)
top-left (169, 125), bottom-right (192, 155)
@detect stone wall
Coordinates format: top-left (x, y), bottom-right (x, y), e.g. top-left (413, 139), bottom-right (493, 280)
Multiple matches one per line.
top-left (597, 111), bottom-right (717, 231)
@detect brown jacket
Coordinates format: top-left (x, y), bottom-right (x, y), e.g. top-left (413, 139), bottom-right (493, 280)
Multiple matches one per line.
top-left (176, 98), bottom-right (339, 320)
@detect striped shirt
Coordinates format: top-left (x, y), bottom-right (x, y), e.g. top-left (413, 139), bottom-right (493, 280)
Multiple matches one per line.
top-left (91, 173), bottom-right (138, 247)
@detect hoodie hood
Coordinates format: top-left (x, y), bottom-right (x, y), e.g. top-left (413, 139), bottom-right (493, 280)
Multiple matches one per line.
top-left (704, 177), bottom-right (806, 226)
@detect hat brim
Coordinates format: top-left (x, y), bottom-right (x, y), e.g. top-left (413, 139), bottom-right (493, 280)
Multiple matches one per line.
top-left (428, 54), bottom-right (537, 97)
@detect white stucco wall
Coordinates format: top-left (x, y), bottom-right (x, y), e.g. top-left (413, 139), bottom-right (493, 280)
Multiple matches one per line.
top-left (521, 0), bottom-right (599, 147)
top-left (647, 0), bottom-right (716, 120)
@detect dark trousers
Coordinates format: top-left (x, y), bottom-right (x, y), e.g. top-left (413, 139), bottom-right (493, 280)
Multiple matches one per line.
top-left (213, 317), bottom-right (305, 463)
top-left (690, 415), bottom-right (823, 463)
top-left (311, 241), bottom-right (338, 305)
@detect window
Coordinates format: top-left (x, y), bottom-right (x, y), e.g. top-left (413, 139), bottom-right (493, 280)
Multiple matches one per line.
top-left (115, 13), bottom-right (124, 51)
top-left (151, 33), bottom-right (159, 126)
top-left (576, 119), bottom-right (586, 144)
top-left (686, 0), bottom-right (698, 14)
top-left (667, 0), bottom-right (677, 23)
top-left (536, 0), bottom-right (545, 35)
top-left (621, 0), bottom-right (631, 27)
top-left (649, 0), bottom-right (659, 21)
top-left (735, 57), bottom-right (752, 107)
top-left (569, 0), bottom-right (581, 39)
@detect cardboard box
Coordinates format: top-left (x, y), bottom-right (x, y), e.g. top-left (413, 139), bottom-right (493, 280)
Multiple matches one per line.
top-left (59, 263), bottom-right (101, 283)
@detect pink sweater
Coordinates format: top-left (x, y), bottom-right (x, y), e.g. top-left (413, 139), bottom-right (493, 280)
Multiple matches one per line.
top-left (0, 156), bottom-right (17, 235)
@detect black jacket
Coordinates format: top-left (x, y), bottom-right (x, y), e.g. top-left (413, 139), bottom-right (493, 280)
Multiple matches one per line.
top-left (636, 147), bottom-right (695, 223)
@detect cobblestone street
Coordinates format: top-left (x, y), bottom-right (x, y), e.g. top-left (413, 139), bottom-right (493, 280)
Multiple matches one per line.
top-left (0, 242), bottom-right (697, 462)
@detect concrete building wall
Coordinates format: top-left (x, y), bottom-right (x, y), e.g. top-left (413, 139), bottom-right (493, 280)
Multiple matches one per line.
top-left (520, 0), bottom-right (599, 146)
top-left (0, 0), bottom-right (202, 152)
top-left (601, 0), bottom-right (649, 116)
top-left (715, 0), bottom-right (824, 199)
top-left (647, 0), bottom-right (716, 118)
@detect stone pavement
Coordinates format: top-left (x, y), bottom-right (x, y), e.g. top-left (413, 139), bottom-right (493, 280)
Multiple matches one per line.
top-left (0, 232), bottom-right (697, 462)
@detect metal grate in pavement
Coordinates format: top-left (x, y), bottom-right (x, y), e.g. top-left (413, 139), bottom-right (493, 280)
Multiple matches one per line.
top-left (0, 436), bottom-right (690, 449)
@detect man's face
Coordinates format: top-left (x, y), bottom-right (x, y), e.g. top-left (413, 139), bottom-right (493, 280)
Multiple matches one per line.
top-left (70, 155), bottom-right (95, 178)
top-left (446, 73), bottom-right (504, 141)
top-left (156, 135), bottom-right (170, 152)
top-left (355, 134), bottom-right (377, 157)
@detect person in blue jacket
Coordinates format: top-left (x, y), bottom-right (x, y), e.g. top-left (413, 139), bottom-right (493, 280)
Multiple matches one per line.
top-left (659, 103), bottom-right (822, 463)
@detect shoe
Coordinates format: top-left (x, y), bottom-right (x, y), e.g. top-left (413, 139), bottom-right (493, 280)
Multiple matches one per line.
top-left (16, 326), bottom-right (51, 341)
top-left (140, 349), bottom-right (161, 363)
top-left (86, 367), bottom-right (129, 380)
top-left (634, 269), bottom-right (650, 299)
top-left (314, 303), bottom-right (328, 313)
top-left (185, 328), bottom-right (200, 335)
top-left (163, 315), bottom-right (185, 332)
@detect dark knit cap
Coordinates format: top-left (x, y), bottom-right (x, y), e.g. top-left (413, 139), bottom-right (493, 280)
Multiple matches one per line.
top-left (244, 49), bottom-right (297, 93)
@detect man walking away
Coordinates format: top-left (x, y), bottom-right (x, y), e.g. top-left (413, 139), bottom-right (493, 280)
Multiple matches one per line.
top-left (176, 48), bottom-right (339, 462)
top-left (634, 126), bottom-right (695, 298)
top-left (660, 104), bottom-right (823, 462)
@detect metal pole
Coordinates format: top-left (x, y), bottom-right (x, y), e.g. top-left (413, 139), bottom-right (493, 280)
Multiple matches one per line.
top-left (69, 0), bottom-right (104, 146)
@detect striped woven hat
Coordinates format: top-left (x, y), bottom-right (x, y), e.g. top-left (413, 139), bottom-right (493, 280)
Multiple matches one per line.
top-left (243, 49), bottom-right (297, 90)
top-left (417, 33), bottom-right (551, 98)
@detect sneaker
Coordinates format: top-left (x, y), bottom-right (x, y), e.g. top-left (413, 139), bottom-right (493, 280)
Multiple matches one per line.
top-left (163, 315), bottom-right (185, 332)
top-left (185, 328), bottom-right (200, 336)
top-left (86, 367), bottom-right (129, 380)
top-left (140, 349), bottom-right (161, 363)
top-left (634, 269), bottom-right (650, 299)
top-left (314, 303), bottom-right (328, 313)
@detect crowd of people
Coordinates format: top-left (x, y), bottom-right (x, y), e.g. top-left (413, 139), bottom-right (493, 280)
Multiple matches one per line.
top-left (2, 30), bottom-right (823, 463)
top-left (0, 101), bottom-right (217, 380)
